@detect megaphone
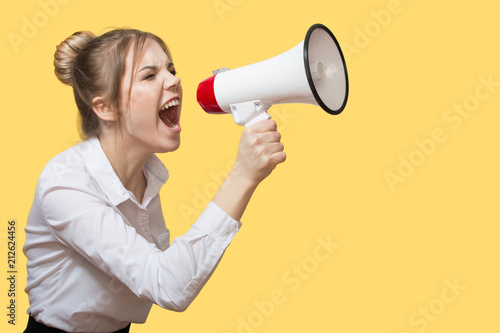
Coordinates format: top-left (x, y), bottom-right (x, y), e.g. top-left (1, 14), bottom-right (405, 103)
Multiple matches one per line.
top-left (197, 23), bottom-right (349, 128)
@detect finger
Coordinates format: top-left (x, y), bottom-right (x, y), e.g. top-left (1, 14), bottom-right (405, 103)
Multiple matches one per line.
top-left (269, 151), bottom-right (287, 165)
top-left (262, 141), bottom-right (285, 155)
top-left (248, 119), bottom-right (277, 133)
top-left (255, 131), bottom-right (281, 144)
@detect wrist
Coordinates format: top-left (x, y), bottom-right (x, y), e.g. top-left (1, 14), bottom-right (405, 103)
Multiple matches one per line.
top-left (225, 168), bottom-right (260, 192)
top-left (212, 170), bottom-right (259, 222)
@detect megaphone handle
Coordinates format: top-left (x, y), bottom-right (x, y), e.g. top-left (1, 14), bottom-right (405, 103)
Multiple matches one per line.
top-left (244, 110), bottom-right (272, 128)
top-left (229, 100), bottom-right (272, 128)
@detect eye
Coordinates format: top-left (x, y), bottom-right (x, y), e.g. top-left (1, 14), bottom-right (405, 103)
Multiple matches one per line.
top-left (144, 73), bottom-right (156, 80)
top-left (169, 69), bottom-right (177, 76)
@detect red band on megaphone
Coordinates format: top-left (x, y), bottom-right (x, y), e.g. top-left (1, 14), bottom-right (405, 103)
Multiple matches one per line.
top-left (197, 75), bottom-right (225, 114)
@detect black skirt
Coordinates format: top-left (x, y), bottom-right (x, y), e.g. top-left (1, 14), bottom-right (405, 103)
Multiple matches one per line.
top-left (24, 316), bottom-right (131, 333)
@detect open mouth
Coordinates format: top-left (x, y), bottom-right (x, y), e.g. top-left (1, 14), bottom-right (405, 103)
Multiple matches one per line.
top-left (159, 99), bottom-right (180, 129)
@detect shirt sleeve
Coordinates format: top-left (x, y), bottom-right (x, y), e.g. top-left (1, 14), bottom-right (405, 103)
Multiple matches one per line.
top-left (40, 175), bottom-right (241, 312)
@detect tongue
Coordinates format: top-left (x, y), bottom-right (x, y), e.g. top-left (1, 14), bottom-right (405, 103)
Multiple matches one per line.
top-left (159, 109), bottom-right (177, 128)
top-left (163, 117), bottom-right (177, 128)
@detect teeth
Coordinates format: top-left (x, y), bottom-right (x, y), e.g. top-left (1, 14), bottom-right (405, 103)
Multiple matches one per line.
top-left (160, 99), bottom-right (180, 129)
top-left (161, 99), bottom-right (180, 110)
top-left (164, 117), bottom-right (178, 129)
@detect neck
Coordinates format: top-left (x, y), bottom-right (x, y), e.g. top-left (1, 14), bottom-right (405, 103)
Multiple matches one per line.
top-left (98, 131), bottom-right (150, 204)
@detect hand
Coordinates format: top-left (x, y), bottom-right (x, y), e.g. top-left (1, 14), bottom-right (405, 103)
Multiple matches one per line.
top-left (211, 119), bottom-right (286, 221)
top-left (231, 119), bottom-right (286, 186)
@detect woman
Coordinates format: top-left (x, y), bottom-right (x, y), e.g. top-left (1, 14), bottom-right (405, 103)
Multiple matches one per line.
top-left (23, 28), bottom-right (285, 332)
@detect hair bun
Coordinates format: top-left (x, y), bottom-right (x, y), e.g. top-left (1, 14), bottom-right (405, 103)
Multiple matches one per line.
top-left (54, 31), bottom-right (96, 86)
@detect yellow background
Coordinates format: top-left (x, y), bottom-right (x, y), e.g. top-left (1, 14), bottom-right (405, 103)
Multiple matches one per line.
top-left (1, 0), bottom-right (499, 332)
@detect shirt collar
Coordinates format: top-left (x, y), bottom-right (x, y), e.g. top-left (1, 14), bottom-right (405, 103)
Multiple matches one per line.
top-left (80, 137), bottom-right (169, 207)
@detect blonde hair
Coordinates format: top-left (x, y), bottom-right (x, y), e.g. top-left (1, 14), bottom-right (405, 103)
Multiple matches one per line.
top-left (54, 28), bottom-right (172, 140)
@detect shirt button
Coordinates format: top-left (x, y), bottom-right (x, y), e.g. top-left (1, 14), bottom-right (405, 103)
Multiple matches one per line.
top-left (143, 226), bottom-right (150, 232)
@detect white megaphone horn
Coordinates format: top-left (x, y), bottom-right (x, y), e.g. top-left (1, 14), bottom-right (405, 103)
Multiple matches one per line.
top-left (197, 23), bottom-right (349, 128)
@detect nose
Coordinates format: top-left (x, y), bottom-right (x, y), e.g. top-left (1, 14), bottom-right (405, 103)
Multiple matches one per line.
top-left (163, 70), bottom-right (181, 91)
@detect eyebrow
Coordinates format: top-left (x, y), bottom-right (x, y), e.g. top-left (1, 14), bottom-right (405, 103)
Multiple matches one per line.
top-left (138, 62), bottom-right (174, 73)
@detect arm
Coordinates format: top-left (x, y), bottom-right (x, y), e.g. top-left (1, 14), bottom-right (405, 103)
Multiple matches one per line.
top-left (36, 120), bottom-right (284, 312)
top-left (40, 175), bottom-right (239, 312)
top-left (213, 119), bottom-right (286, 221)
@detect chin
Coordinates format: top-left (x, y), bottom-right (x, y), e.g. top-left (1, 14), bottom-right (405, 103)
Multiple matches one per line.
top-left (158, 138), bottom-right (181, 153)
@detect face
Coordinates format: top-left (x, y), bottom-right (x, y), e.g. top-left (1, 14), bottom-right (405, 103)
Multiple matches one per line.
top-left (118, 38), bottom-right (183, 155)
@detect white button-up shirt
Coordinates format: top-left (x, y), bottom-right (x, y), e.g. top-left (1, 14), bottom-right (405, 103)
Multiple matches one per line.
top-left (23, 137), bottom-right (241, 332)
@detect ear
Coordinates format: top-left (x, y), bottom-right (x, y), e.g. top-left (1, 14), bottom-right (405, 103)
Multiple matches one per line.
top-left (92, 96), bottom-right (116, 122)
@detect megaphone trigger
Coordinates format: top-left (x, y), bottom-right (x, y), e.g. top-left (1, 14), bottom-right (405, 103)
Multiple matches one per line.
top-left (229, 100), bottom-right (272, 128)
top-left (212, 67), bottom-right (230, 75)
